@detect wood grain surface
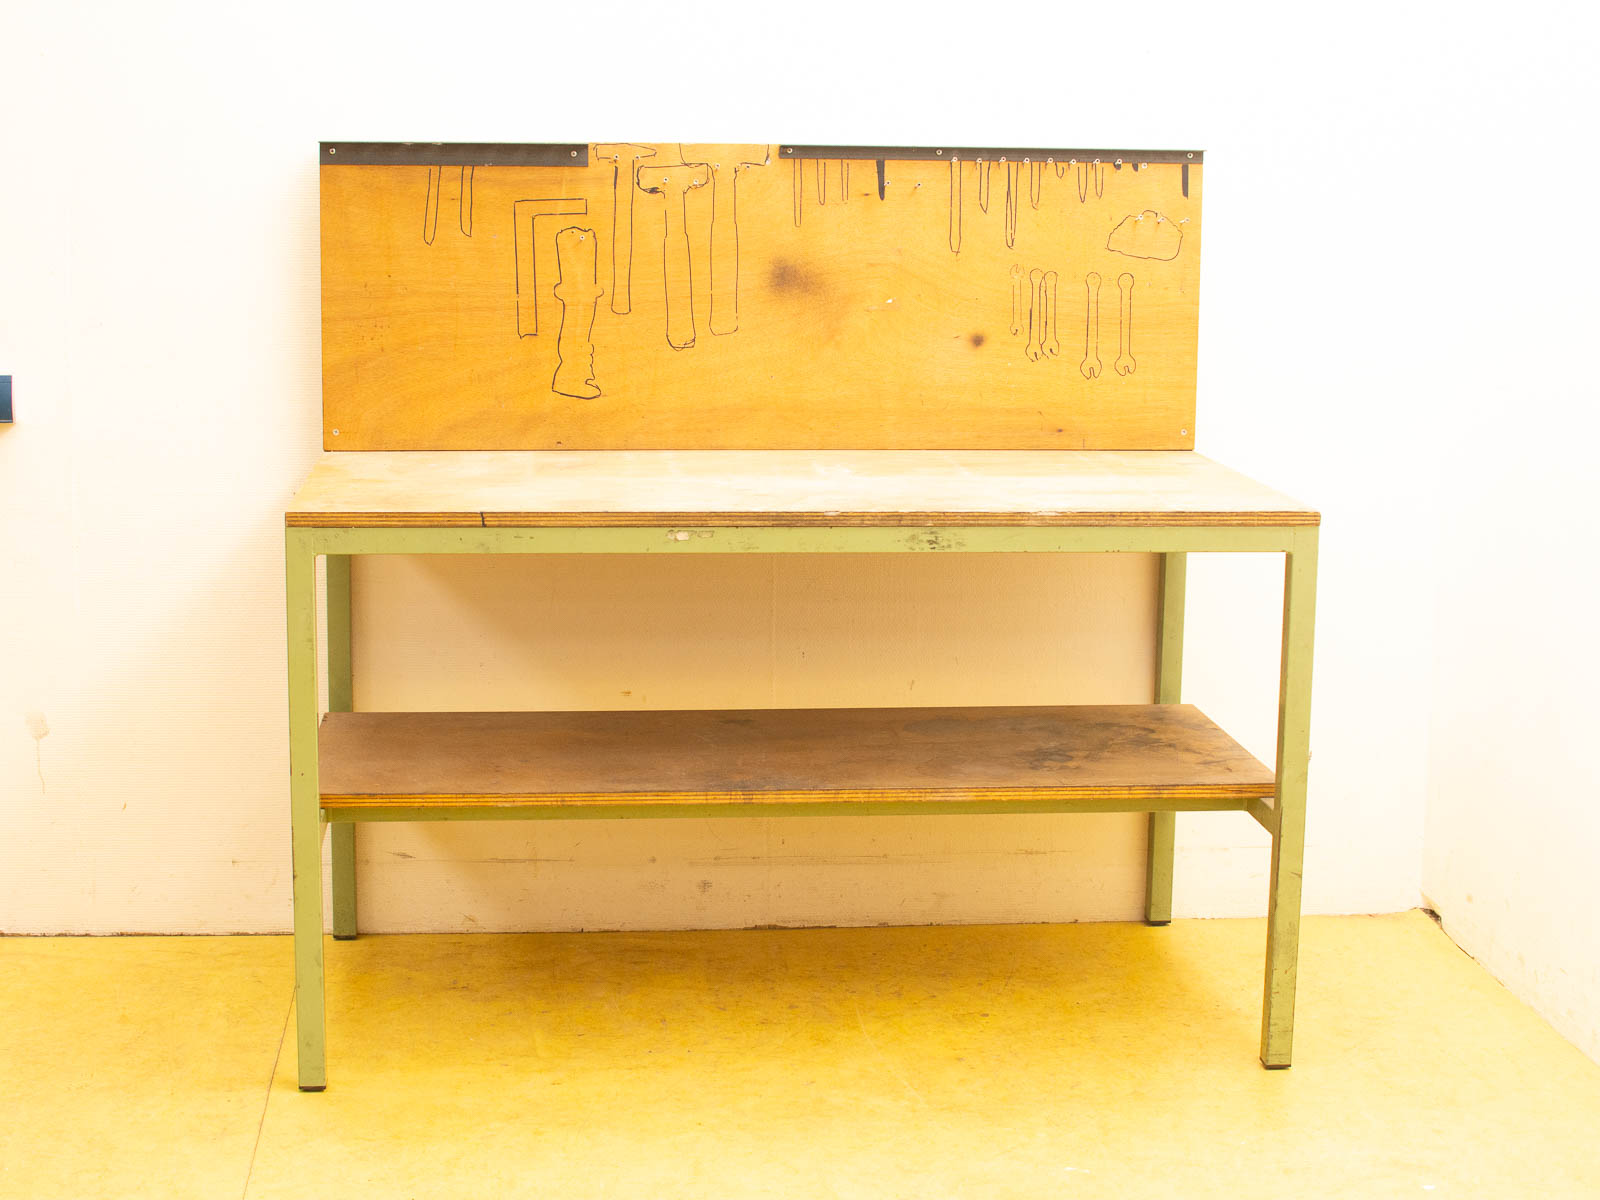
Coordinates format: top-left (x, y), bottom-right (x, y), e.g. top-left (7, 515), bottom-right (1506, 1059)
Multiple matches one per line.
top-left (320, 147), bottom-right (1202, 450)
top-left (285, 449), bottom-right (1317, 528)
top-left (317, 704), bottom-right (1274, 809)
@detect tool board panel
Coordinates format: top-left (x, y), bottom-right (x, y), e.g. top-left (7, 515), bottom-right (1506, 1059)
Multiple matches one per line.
top-left (320, 144), bottom-right (1202, 450)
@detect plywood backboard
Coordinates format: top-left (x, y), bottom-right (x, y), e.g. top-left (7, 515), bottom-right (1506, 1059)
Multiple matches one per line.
top-left (320, 144), bottom-right (1202, 450)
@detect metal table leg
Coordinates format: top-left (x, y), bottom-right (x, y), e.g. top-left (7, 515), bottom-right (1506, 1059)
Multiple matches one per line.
top-left (286, 529), bottom-right (327, 1090)
top-left (1145, 551), bottom-right (1187, 925)
top-left (1261, 527), bottom-right (1318, 1067)
top-left (327, 555), bottom-right (357, 941)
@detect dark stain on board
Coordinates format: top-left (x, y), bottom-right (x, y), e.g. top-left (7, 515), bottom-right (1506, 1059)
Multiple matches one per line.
top-left (767, 258), bottom-right (823, 295)
top-left (1025, 746), bottom-right (1080, 771)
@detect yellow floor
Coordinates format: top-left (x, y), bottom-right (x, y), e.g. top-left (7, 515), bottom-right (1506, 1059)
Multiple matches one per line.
top-left (2, 912), bottom-right (1597, 1199)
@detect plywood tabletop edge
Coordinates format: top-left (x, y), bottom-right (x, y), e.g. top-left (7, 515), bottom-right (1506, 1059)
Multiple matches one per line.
top-left (320, 782), bottom-right (1277, 808)
top-left (481, 510), bottom-right (1319, 528)
top-left (287, 509), bottom-right (1317, 528)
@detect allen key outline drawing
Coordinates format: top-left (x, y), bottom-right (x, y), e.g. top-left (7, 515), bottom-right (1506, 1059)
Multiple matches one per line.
top-left (514, 198), bottom-right (589, 337)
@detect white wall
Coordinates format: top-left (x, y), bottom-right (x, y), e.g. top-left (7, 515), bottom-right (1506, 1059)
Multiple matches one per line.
top-left (1, 0), bottom-right (1592, 1055)
top-left (1415, 11), bottom-right (1600, 1061)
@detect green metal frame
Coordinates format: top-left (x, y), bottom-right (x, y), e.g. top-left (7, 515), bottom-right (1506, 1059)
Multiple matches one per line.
top-left (1262, 531), bottom-right (1318, 1067)
top-left (285, 532), bottom-right (326, 1090)
top-left (1145, 551), bottom-right (1186, 926)
top-left (327, 556), bottom-right (357, 942)
top-left (285, 521), bottom-right (1317, 1087)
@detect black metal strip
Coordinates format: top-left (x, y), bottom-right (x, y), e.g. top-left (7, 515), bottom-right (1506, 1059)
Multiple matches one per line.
top-left (321, 143), bottom-right (1199, 168)
top-left (321, 143), bottom-right (589, 166)
top-left (782, 146), bottom-right (1201, 165)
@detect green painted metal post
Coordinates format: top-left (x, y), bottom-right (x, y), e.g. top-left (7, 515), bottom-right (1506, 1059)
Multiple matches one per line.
top-left (286, 530), bottom-right (327, 1091)
top-left (327, 556), bottom-right (357, 941)
top-left (1145, 552), bottom-right (1186, 925)
top-left (1261, 527), bottom-right (1318, 1068)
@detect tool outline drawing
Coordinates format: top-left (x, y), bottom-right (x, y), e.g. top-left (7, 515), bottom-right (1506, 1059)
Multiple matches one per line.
top-left (1004, 160), bottom-right (1020, 249)
top-left (513, 197), bottom-right (589, 337)
top-left (1026, 268), bottom-right (1045, 361)
top-left (1041, 269), bottom-right (1059, 359)
top-left (593, 143), bottom-right (656, 315)
top-left (949, 157), bottom-right (963, 254)
top-left (1107, 210), bottom-right (1184, 261)
top-left (424, 165), bottom-right (474, 244)
top-left (1114, 272), bottom-right (1137, 376)
top-left (551, 225), bottom-right (604, 400)
top-left (1011, 265), bottom-right (1061, 362)
top-left (1075, 160), bottom-right (1106, 203)
top-left (683, 144), bottom-right (771, 336)
top-left (638, 158), bottom-right (711, 350)
top-left (1081, 271), bottom-right (1103, 379)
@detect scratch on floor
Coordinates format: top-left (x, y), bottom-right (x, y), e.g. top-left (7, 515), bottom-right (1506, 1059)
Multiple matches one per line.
top-left (852, 997), bottom-right (927, 1107)
top-left (241, 989), bottom-right (293, 1199)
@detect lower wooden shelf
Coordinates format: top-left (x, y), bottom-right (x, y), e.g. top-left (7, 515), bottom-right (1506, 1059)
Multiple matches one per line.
top-left (318, 704), bottom-right (1275, 821)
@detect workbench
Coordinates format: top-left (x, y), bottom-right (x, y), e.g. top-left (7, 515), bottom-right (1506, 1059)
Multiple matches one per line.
top-left (285, 448), bottom-right (1319, 1089)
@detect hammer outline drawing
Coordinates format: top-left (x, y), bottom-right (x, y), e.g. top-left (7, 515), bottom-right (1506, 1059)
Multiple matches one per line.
top-left (638, 157), bottom-right (711, 350)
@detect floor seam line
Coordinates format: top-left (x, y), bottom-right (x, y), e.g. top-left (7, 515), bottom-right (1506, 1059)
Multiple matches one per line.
top-left (242, 988), bottom-right (293, 1199)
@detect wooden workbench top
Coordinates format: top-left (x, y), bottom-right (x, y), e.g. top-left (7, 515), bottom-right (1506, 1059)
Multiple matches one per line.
top-left (286, 450), bottom-right (1317, 528)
